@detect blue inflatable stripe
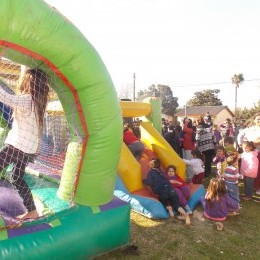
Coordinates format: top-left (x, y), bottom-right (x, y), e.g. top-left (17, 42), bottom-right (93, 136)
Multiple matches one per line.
top-left (115, 175), bottom-right (206, 219)
top-left (114, 176), bottom-right (169, 219)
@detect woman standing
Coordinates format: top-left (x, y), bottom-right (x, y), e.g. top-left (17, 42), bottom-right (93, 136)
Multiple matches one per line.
top-left (195, 116), bottom-right (216, 177)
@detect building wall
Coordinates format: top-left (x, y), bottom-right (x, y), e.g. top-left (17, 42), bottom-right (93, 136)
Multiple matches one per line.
top-left (214, 109), bottom-right (234, 126)
top-left (176, 109), bottom-right (234, 127)
top-left (162, 114), bottom-right (178, 124)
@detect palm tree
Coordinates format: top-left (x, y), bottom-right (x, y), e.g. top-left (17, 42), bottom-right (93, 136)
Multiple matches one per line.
top-left (231, 73), bottom-right (244, 114)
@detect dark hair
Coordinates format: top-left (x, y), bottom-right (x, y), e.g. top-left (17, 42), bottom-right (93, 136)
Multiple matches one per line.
top-left (224, 136), bottom-right (234, 145)
top-left (168, 125), bottom-right (174, 131)
top-left (33, 70), bottom-right (49, 134)
top-left (184, 118), bottom-right (193, 128)
top-left (195, 116), bottom-right (205, 126)
top-left (191, 149), bottom-right (205, 162)
top-left (175, 125), bottom-right (182, 133)
top-left (150, 158), bottom-right (160, 169)
top-left (242, 141), bottom-right (256, 151)
top-left (123, 122), bottom-right (134, 132)
top-left (166, 165), bottom-right (177, 172)
top-left (216, 145), bottom-right (225, 153)
top-left (22, 69), bottom-right (49, 135)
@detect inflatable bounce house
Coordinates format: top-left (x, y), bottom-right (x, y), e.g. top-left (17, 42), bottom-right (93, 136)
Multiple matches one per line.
top-left (0, 0), bottom-right (130, 258)
top-left (116, 99), bottom-right (206, 218)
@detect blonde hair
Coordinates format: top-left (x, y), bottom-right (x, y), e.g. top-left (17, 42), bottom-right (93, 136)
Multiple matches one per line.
top-left (205, 178), bottom-right (227, 207)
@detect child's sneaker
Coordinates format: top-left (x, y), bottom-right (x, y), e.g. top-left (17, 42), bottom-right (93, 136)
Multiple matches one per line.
top-left (241, 196), bottom-right (252, 201)
top-left (255, 190), bottom-right (260, 196)
top-left (184, 205), bottom-right (193, 215)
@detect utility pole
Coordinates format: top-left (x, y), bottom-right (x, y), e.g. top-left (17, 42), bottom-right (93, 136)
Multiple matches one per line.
top-left (234, 83), bottom-right (238, 115)
top-left (133, 72), bottom-right (136, 101)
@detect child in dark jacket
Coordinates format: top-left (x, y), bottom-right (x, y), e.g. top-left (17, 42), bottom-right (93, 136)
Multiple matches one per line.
top-left (143, 158), bottom-right (191, 225)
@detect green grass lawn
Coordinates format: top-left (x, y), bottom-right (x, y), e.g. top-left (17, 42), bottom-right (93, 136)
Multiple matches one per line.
top-left (95, 175), bottom-right (260, 259)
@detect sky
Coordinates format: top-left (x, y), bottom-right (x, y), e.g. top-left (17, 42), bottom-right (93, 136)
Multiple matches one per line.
top-left (44, 0), bottom-right (260, 110)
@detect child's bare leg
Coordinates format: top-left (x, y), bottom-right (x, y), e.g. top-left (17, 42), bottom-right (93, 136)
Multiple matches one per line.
top-left (166, 206), bottom-right (174, 218)
top-left (178, 207), bottom-right (191, 225)
top-left (16, 210), bottom-right (39, 220)
top-left (216, 222), bottom-right (224, 231)
top-left (228, 211), bottom-right (240, 216)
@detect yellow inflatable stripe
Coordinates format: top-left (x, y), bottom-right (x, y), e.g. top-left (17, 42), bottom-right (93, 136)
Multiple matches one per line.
top-left (117, 143), bottom-right (143, 192)
top-left (120, 101), bottom-right (151, 117)
top-left (117, 121), bottom-right (186, 193)
top-left (140, 122), bottom-right (186, 179)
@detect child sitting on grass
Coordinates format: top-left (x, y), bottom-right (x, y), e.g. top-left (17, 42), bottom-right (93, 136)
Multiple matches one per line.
top-left (143, 158), bottom-right (191, 225)
top-left (165, 165), bottom-right (192, 215)
top-left (201, 178), bottom-right (239, 223)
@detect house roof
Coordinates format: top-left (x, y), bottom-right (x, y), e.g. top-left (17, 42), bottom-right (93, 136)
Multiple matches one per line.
top-left (175, 106), bottom-right (234, 117)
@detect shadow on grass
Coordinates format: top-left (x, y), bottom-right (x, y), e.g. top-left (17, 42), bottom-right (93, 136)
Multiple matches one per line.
top-left (94, 173), bottom-right (260, 259)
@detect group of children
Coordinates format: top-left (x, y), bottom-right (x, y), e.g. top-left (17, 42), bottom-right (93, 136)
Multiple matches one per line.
top-left (125, 116), bottom-right (259, 228)
top-left (142, 136), bottom-right (259, 227)
top-left (213, 138), bottom-right (259, 202)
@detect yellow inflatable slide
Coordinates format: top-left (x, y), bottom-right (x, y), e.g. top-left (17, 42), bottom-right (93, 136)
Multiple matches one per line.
top-left (118, 99), bottom-right (185, 192)
top-left (115, 99), bottom-right (205, 219)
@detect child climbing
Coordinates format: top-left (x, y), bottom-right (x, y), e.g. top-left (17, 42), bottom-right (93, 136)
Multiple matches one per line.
top-left (0, 68), bottom-right (49, 220)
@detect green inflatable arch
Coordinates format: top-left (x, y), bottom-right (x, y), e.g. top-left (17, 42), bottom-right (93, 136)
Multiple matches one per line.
top-left (0, 0), bottom-right (129, 258)
top-left (0, 0), bottom-right (122, 205)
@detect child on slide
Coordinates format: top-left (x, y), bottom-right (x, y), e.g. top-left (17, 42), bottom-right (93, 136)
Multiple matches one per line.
top-left (164, 165), bottom-right (192, 215)
top-left (143, 158), bottom-right (191, 225)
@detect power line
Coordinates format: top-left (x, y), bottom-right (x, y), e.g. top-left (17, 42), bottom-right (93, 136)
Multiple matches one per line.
top-left (172, 78), bottom-right (260, 88)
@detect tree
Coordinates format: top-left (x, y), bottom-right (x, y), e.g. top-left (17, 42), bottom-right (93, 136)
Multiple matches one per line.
top-left (234, 98), bottom-right (260, 123)
top-left (231, 73), bottom-right (244, 113)
top-left (186, 89), bottom-right (223, 106)
top-left (137, 84), bottom-right (179, 115)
